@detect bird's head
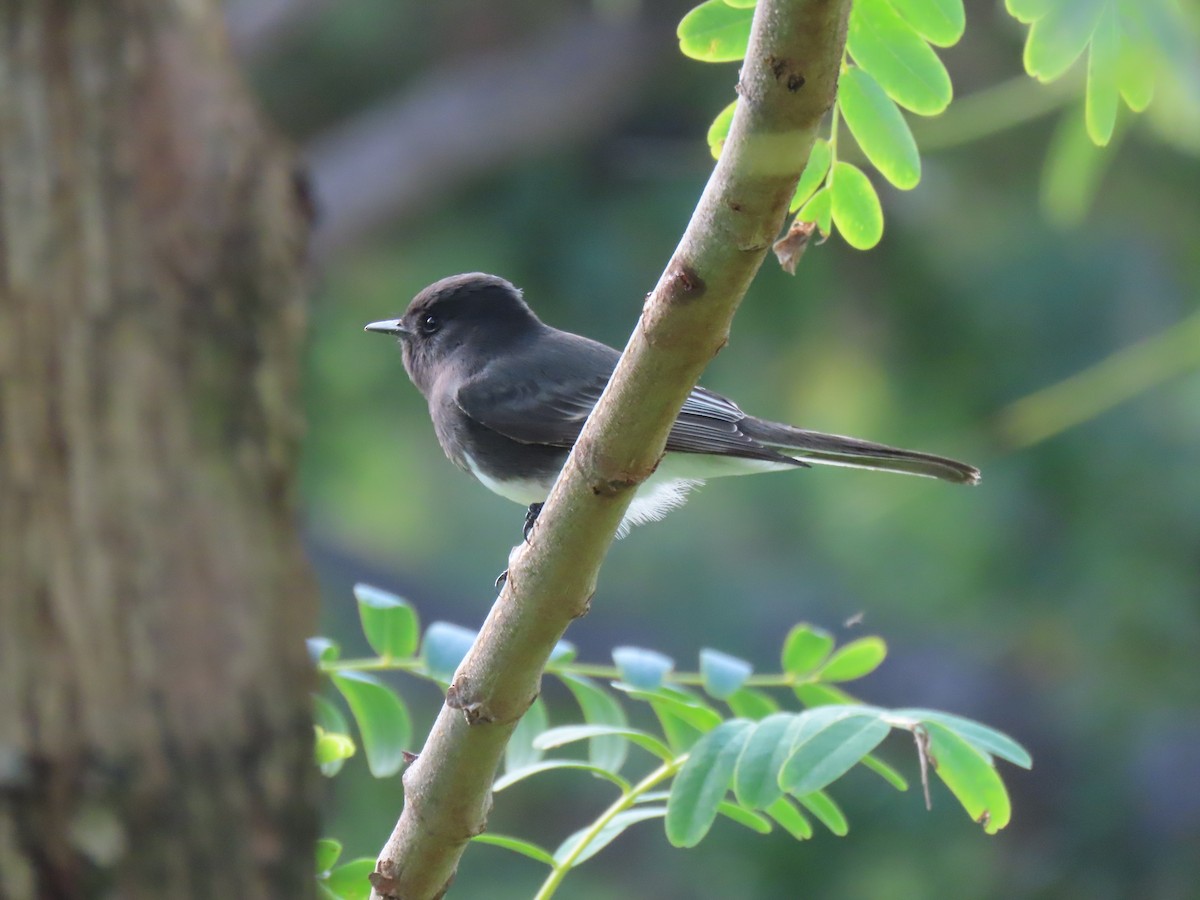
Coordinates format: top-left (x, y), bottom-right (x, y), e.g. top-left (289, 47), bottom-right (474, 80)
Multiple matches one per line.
top-left (365, 272), bottom-right (541, 395)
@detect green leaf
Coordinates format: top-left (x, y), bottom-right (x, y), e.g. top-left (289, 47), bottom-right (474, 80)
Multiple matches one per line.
top-left (765, 795), bottom-right (813, 840)
top-left (894, 709), bottom-right (1033, 768)
top-left (307, 637), bottom-right (340, 665)
top-left (665, 720), bottom-right (753, 847)
top-left (1085, 2), bottom-right (1120, 145)
top-left (924, 722), bottom-right (1012, 833)
top-left (789, 139), bottom-right (832, 212)
top-left (325, 858), bottom-right (375, 900)
top-left (314, 727), bottom-right (356, 766)
top-left (677, 0), bottom-right (754, 62)
top-left (559, 674), bottom-right (630, 773)
top-left (717, 801), bottom-right (773, 833)
top-left (707, 100), bottom-right (737, 159)
top-left (505, 697), bottom-right (549, 773)
top-left (888, 0), bottom-right (965, 47)
top-left (313, 694), bottom-right (352, 777)
top-left (1005, 0), bottom-right (1054, 25)
top-left (794, 681), bottom-right (859, 707)
top-left (615, 684), bottom-right (724, 733)
top-left (726, 687), bottom-right (780, 720)
top-left (549, 640), bottom-right (577, 665)
top-left (721, 0), bottom-right (757, 7)
top-left (555, 807), bottom-right (667, 866)
top-left (471, 833), bottom-right (555, 867)
top-left (1041, 106), bottom-right (1113, 226)
top-left (781, 624), bottom-right (834, 675)
top-left (700, 648), bottom-right (752, 699)
top-left (331, 672), bottom-right (411, 777)
top-left (817, 636), bottom-right (888, 682)
top-left (733, 713), bottom-right (801, 809)
top-left (839, 67), bottom-right (921, 190)
top-left (830, 161), bottom-right (884, 250)
top-left (861, 753), bottom-right (910, 790)
top-left (779, 710), bottom-right (890, 796)
top-left (1023, 0), bottom-right (1106, 82)
top-left (493, 759), bottom-right (631, 793)
top-left (795, 789), bottom-right (849, 836)
top-left (847, 0), bottom-right (953, 115)
top-left (318, 882), bottom-right (340, 900)
top-left (1115, 30), bottom-right (1155, 112)
top-left (316, 837), bottom-right (342, 874)
top-left (533, 724), bottom-right (674, 763)
top-left (421, 622), bottom-right (477, 682)
top-left (354, 583), bottom-right (419, 660)
top-left (612, 646), bottom-right (674, 690)
top-left (796, 187), bottom-right (832, 236)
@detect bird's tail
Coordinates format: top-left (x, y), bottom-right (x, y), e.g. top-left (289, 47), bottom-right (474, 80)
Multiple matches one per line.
top-left (741, 418), bottom-right (981, 485)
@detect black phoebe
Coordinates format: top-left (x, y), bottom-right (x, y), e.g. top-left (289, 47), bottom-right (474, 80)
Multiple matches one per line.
top-left (366, 273), bottom-right (979, 537)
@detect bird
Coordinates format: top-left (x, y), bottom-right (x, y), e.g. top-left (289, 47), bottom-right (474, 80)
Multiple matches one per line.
top-left (365, 273), bottom-right (979, 540)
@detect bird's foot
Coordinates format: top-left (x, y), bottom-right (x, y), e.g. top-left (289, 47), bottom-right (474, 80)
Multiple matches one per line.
top-left (523, 502), bottom-right (544, 543)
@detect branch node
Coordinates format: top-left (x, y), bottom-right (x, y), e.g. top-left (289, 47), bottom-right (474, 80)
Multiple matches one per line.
top-left (591, 475), bottom-right (638, 497)
top-left (768, 55), bottom-right (805, 91)
top-left (445, 678), bottom-right (494, 724)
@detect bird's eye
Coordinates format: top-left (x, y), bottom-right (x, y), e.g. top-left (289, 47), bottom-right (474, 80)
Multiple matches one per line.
top-left (419, 314), bottom-right (440, 335)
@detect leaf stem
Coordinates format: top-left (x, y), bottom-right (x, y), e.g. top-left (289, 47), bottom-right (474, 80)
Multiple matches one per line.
top-left (533, 760), bottom-right (682, 900)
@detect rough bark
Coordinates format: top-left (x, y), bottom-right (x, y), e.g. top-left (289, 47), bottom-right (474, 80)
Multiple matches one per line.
top-left (0, 2), bottom-right (317, 896)
top-left (370, 1), bottom-right (850, 897)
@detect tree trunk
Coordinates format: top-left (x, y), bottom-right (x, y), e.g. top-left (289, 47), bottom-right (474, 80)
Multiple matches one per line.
top-left (0, 2), bottom-right (318, 896)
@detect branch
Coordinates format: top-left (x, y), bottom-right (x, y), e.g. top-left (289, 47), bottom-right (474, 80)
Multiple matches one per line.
top-left (368, 2), bottom-right (850, 897)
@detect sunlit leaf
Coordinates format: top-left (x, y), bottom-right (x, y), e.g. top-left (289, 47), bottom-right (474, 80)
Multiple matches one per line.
top-left (925, 722), bottom-right (1013, 833)
top-left (888, 0), bottom-right (965, 47)
top-left (1115, 28), bottom-right (1155, 112)
top-left (733, 713), bottom-right (801, 809)
top-left (781, 624), bottom-right (834, 675)
top-left (707, 100), bottom-right (737, 159)
top-left (895, 709), bottom-right (1033, 768)
top-left (316, 837), bottom-right (342, 874)
top-left (559, 674), bottom-right (630, 773)
top-left (555, 807), bottom-right (667, 866)
top-left (794, 681), bottom-right (859, 707)
top-left (717, 801), bottom-right (773, 833)
top-left (325, 858), bottom-right (375, 900)
top-left (307, 637), bottom-right (340, 665)
top-left (665, 720), bottom-right (753, 847)
top-left (779, 710), bottom-right (890, 796)
top-left (1023, 0), bottom-right (1106, 82)
top-left (614, 683), bottom-right (724, 733)
top-left (1005, 0), bottom-right (1054, 25)
top-left (848, 0), bottom-right (953, 115)
top-left (830, 161), bottom-right (884, 250)
top-left (861, 753), bottom-right (910, 790)
top-left (354, 583), bottom-right (419, 660)
top-left (839, 67), bottom-right (921, 190)
top-left (314, 728), bottom-right (356, 767)
top-left (471, 833), bottom-right (555, 867)
top-left (533, 724), bottom-right (674, 762)
top-left (1085, 2), bottom-right (1120, 145)
top-left (331, 672), bottom-right (411, 777)
top-left (493, 759), bottom-right (631, 793)
top-left (795, 789), bottom-right (849, 836)
top-left (613, 646), bottom-right (674, 690)
top-left (765, 795), bottom-right (813, 840)
top-left (313, 694), bottom-right (352, 777)
top-left (700, 648), bottom-right (752, 699)
top-left (796, 187), bottom-right (833, 236)
top-left (505, 697), bottom-right (549, 773)
top-left (677, 0), bottom-right (754, 62)
top-left (726, 687), bottom-right (781, 720)
top-left (789, 139), bottom-right (832, 212)
top-left (818, 636), bottom-right (888, 682)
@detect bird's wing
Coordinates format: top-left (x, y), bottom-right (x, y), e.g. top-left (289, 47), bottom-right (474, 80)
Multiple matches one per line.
top-left (458, 370), bottom-right (795, 464)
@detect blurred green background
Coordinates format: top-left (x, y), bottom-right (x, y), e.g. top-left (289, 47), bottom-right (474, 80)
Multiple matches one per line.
top-left (230, 0), bottom-right (1199, 896)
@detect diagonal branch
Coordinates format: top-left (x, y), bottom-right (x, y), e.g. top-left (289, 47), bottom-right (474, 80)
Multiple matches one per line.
top-left (368, 2), bottom-right (851, 897)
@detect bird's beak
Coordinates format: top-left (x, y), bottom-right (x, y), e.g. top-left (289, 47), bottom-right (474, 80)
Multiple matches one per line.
top-left (364, 319), bottom-right (411, 338)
